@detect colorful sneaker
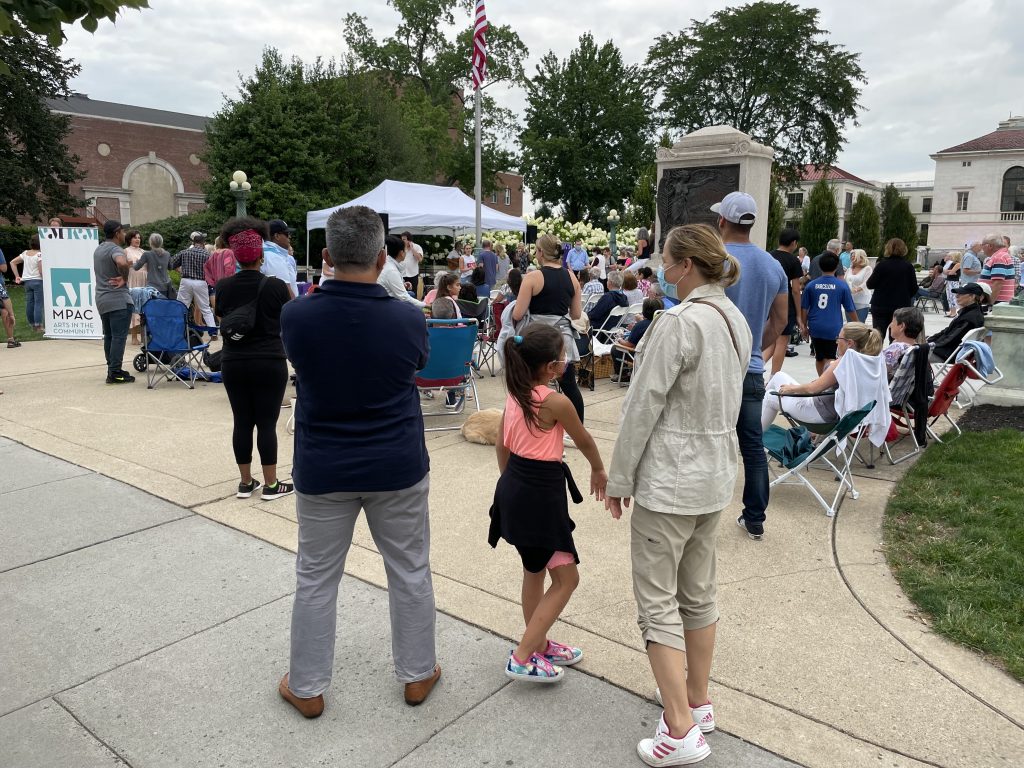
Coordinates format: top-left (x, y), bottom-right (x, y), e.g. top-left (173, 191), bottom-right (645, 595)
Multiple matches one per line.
top-left (237, 479), bottom-right (261, 499)
top-left (654, 689), bottom-right (715, 734)
top-left (504, 649), bottom-right (564, 683)
top-left (541, 639), bottom-right (583, 666)
top-left (637, 715), bottom-right (710, 766)
top-left (262, 481), bottom-right (295, 501)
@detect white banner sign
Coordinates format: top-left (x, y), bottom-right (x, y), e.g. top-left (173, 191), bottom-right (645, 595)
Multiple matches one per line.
top-left (39, 226), bottom-right (103, 339)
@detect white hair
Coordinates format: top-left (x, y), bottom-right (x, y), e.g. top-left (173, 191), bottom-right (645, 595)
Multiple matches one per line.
top-left (827, 239), bottom-right (842, 253)
top-left (982, 233), bottom-right (1005, 248)
top-left (607, 271), bottom-right (624, 289)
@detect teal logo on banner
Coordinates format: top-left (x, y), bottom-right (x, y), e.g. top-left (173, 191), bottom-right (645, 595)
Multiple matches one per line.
top-left (38, 226), bottom-right (99, 241)
top-left (50, 268), bottom-right (95, 319)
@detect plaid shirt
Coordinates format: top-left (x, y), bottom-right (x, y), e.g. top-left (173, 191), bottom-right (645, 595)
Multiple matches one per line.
top-left (170, 246), bottom-right (209, 280)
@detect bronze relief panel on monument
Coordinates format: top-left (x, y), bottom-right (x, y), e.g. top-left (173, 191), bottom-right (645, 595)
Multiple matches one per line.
top-left (656, 165), bottom-right (740, 247)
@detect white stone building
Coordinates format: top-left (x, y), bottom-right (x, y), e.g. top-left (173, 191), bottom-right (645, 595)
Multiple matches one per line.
top-left (926, 117), bottom-right (1024, 249)
top-left (891, 181), bottom-right (934, 244)
top-left (784, 165), bottom-right (881, 243)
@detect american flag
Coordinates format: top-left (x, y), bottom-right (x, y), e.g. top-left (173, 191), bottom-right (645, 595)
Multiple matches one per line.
top-left (470, 0), bottom-right (488, 90)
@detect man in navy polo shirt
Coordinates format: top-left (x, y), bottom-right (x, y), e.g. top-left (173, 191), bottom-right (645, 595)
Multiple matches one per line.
top-left (277, 205), bottom-right (439, 718)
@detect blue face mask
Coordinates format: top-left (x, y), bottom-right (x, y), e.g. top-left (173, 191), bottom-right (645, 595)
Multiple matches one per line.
top-left (657, 267), bottom-right (679, 300)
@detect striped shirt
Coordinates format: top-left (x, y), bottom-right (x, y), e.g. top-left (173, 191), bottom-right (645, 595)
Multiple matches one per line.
top-left (980, 249), bottom-right (1016, 303)
top-left (170, 246), bottom-right (210, 281)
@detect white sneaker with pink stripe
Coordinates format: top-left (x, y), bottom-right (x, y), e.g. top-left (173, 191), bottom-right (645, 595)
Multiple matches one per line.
top-left (637, 715), bottom-right (710, 766)
top-left (654, 688), bottom-right (715, 733)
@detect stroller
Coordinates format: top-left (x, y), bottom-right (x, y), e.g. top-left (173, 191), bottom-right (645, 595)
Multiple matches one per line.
top-left (132, 296), bottom-right (219, 389)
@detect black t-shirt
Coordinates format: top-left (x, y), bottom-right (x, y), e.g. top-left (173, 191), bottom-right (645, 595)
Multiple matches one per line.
top-left (529, 266), bottom-right (575, 316)
top-left (770, 248), bottom-right (804, 320)
top-left (214, 270), bottom-right (291, 361)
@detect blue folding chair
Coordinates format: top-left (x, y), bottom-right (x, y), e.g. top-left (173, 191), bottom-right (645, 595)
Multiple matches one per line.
top-left (416, 318), bottom-right (480, 432)
top-left (139, 298), bottom-right (210, 389)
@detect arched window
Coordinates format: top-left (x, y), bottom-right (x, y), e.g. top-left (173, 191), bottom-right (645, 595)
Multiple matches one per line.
top-left (1001, 166), bottom-right (1024, 211)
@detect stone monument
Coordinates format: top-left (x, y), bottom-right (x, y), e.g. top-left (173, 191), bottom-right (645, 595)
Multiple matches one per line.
top-left (654, 126), bottom-right (774, 259)
top-left (976, 301), bottom-right (1024, 406)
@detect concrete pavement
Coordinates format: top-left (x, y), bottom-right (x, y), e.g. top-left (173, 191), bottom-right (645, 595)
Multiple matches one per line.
top-left (1, 308), bottom-right (1023, 767)
top-left (1, 439), bottom-right (796, 768)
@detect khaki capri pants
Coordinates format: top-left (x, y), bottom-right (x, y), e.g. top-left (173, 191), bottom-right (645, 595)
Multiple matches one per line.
top-left (631, 503), bottom-right (721, 651)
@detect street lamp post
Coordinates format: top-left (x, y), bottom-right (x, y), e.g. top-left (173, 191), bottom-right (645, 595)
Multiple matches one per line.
top-left (607, 208), bottom-right (621, 261)
top-left (229, 170), bottom-right (252, 217)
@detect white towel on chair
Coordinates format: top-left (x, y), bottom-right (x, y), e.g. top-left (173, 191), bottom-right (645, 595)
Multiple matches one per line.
top-left (834, 351), bottom-right (892, 448)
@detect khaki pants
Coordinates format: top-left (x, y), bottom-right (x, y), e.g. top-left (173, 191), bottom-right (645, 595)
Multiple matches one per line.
top-left (630, 504), bottom-right (721, 651)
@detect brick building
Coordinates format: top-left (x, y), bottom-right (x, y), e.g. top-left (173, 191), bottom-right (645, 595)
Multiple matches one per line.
top-left (49, 93), bottom-right (523, 226)
top-left (47, 94), bottom-right (208, 226)
top-left (483, 171), bottom-right (524, 217)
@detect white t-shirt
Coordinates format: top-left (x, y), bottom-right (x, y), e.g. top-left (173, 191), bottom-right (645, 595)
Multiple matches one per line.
top-left (402, 242), bottom-right (423, 277)
top-left (591, 253), bottom-right (607, 279)
top-left (801, 255), bottom-right (811, 273)
top-left (18, 251), bottom-right (42, 281)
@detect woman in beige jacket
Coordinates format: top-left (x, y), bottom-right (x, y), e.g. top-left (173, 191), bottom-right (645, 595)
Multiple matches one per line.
top-left (606, 224), bottom-right (751, 766)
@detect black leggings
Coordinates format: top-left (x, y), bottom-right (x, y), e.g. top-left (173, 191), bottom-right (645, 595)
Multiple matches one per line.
top-left (871, 307), bottom-right (895, 343)
top-left (222, 357), bottom-right (289, 466)
top-left (560, 364), bottom-right (585, 423)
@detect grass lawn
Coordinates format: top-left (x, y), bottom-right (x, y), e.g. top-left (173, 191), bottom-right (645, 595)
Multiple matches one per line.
top-left (2, 282), bottom-right (47, 343)
top-left (884, 430), bottom-right (1024, 681)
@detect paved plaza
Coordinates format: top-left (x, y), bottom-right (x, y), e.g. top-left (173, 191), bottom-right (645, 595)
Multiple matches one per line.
top-left (2, 310), bottom-right (1023, 768)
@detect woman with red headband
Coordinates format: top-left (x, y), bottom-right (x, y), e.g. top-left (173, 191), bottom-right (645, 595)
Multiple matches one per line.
top-left (215, 217), bottom-right (295, 501)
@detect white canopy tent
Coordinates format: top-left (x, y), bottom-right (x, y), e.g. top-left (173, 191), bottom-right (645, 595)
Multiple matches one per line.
top-left (306, 180), bottom-right (527, 235)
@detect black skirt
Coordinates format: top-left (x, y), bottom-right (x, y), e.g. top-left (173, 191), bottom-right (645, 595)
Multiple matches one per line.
top-left (488, 453), bottom-right (584, 563)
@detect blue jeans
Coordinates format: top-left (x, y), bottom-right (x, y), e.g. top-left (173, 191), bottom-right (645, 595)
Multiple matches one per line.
top-left (855, 306), bottom-right (870, 323)
top-left (24, 279), bottom-right (43, 326)
top-left (737, 371), bottom-right (769, 529)
top-left (100, 306), bottom-right (132, 375)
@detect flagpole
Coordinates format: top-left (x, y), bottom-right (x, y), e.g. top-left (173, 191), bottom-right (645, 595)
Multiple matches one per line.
top-left (474, 86), bottom-right (482, 250)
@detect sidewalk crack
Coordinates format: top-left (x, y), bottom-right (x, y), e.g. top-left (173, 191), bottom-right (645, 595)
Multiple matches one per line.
top-left (51, 697), bottom-right (137, 768)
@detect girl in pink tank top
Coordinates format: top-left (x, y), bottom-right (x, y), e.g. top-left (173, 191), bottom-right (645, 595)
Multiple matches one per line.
top-left (488, 324), bottom-right (607, 684)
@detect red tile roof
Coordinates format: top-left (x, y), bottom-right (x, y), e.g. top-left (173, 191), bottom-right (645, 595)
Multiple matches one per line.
top-left (799, 164), bottom-right (875, 187)
top-left (936, 129), bottom-right (1024, 154)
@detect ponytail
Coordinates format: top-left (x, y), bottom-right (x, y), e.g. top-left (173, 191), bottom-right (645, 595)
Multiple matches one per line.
top-left (502, 325), bottom-right (564, 432)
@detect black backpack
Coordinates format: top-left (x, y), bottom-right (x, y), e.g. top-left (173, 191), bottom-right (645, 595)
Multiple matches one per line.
top-left (220, 275), bottom-right (267, 342)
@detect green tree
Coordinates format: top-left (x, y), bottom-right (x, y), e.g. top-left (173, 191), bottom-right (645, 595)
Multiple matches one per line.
top-left (799, 179), bottom-right (839, 256)
top-left (647, 1), bottom-right (865, 186)
top-left (343, 0), bottom-right (527, 191)
top-left (132, 209), bottom-right (224, 256)
top-left (765, 177), bottom-right (785, 250)
top-left (879, 183), bottom-right (902, 241)
top-left (520, 33), bottom-right (654, 223)
top-left (0, 1), bottom-right (148, 47)
top-left (847, 193), bottom-right (881, 259)
top-left (202, 49), bottom-right (443, 254)
top-left (0, 34), bottom-right (83, 223)
top-left (884, 196), bottom-right (918, 254)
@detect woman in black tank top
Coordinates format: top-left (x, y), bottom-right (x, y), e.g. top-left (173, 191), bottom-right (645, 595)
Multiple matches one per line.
top-left (511, 234), bottom-right (586, 423)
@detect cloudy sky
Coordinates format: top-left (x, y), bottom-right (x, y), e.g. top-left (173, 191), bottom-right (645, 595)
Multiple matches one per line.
top-left (60, 0), bottom-right (1023, 189)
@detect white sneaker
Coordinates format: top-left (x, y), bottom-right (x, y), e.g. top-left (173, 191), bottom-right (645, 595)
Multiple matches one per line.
top-left (637, 715), bottom-right (710, 766)
top-left (654, 689), bottom-right (715, 733)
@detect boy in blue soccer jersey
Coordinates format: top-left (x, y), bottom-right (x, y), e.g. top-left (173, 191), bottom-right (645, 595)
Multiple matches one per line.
top-left (801, 251), bottom-right (857, 375)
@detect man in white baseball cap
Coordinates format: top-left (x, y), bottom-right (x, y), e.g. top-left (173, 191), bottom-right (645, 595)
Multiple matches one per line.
top-left (710, 191), bottom-right (758, 225)
top-left (712, 191), bottom-right (788, 541)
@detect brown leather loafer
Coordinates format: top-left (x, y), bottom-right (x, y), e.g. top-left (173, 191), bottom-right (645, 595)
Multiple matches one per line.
top-left (278, 673), bottom-right (324, 718)
top-left (404, 664), bottom-right (441, 706)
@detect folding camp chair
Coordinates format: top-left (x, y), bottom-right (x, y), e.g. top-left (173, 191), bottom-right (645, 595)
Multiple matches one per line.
top-left (416, 318), bottom-right (480, 431)
top-left (138, 297), bottom-right (211, 389)
top-left (763, 400), bottom-right (876, 517)
top-left (931, 327), bottom-right (986, 381)
top-left (920, 362), bottom-right (969, 443)
top-left (475, 299), bottom-right (507, 376)
top-left (914, 293), bottom-right (943, 314)
top-left (881, 345), bottom-right (932, 465)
